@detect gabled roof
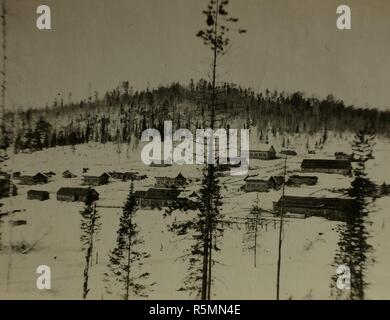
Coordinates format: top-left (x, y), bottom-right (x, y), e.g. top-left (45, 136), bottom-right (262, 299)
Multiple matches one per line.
top-left (301, 159), bottom-right (351, 169)
top-left (175, 173), bottom-right (186, 181)
top-left (250, 144), bottom-right (276, 153)
top-left (35, 172), bottom-right (48, 178)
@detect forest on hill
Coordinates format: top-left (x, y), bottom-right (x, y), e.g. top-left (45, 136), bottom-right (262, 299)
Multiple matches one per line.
top-left (2, 79), bottom-right (390, 153)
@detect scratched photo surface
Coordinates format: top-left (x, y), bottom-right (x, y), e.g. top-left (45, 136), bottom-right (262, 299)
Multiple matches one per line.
top-left (0, 0), bottom-right (390, 300)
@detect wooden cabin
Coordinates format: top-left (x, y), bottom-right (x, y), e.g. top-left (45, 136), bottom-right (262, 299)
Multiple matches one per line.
top-left (19, 173), bottom-right (48, 185)
top-left (245, 179), bottom-right (270, 192)
top-left (249, 144), bottom-right (277, 160)
top-left (301, 159), bottom-right (352, 175)
top-left (27, 190), bottom-right (50, 201)
top-left (109, 171), bottom-right (138, 181)
top-left (273, 195), bottom-right (356, 221)
top-left (245, 176), bottom-right (284, 192)
top-left (82, 173), bottom-right (110, 186)
top-left (155, 173), bottom-right (187, 189)
top-left (134, 188), bottom-right (182, 209)
top-left (57, 187), bottom-right (99, 202)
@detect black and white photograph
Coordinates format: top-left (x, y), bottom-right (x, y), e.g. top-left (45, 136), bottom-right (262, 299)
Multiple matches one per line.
top-left (0, 0), bottom-right (390, 302)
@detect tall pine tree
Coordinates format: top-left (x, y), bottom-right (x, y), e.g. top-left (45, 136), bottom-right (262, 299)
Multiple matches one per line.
top-left (80, 188), bottom-right (101, 299)
top-left (168, 0), bottom-right (247, 300)
top-left (106, 183), bottom-right (152, 299)
top-left (332, 128), bottom-right (377, 300)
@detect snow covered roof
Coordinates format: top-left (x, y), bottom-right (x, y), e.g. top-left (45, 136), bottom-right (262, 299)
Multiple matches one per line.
top-left (20, 172), bottom-right (48, 179)
top-left (250, 144), bottom-right (275, 152)
top-left (83, 172), bottom-right (110, 178)
top-left (301, 159), bottom-right (351, 169)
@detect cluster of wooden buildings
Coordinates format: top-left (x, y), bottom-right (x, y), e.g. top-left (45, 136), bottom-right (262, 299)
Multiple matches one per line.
top-left (109, 171), bottom-right (146, 181)
top-left (245, 148), bottom-right (356, 220)
top-left (134, 188), bottom-right (182, 209)
top-left (26, 187), bottom-right (100, 202)
top-left (133, 173), bottom-right (197, 209)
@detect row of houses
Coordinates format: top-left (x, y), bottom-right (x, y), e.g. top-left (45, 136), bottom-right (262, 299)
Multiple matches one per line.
top-left (245, 174), bottom-right (319, 192)
top-left (249, 144), bottom-right (277, 160)
top-left (27, 185), bottom-right (195, 209)
top-left (26, 187), bottom-right (99, 202)
top-left (245, 155), bottom-right (354, 220)
top-left (12, 170), bottom-right (148, 187)
top-left (109, 171), bottom-right (147, 181)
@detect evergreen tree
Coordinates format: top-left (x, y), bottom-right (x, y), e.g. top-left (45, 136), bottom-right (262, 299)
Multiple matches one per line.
top-left (80, 188), bottom-right (101, 299)
top-left (351, 129), bottom-right (376, 176)
top-left (243, 195), bottom-right (262, 268)
top-left (106, 183), bottom-right (152, 299)
top-left (195, 0), bottom-right (246, 300)
top-left (332, 128), bottom-right (377, 300)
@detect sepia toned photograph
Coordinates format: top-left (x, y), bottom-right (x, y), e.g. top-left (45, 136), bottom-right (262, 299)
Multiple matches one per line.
top-left (1, 0), bottom-right (390, 302)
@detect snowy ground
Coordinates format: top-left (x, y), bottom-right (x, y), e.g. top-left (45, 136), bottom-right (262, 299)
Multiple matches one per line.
top-left (0, 135), bottom-right (390, 300)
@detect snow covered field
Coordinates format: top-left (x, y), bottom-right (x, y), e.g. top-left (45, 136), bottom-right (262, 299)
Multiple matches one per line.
top-left (1, 135), bottom-right (390, 300)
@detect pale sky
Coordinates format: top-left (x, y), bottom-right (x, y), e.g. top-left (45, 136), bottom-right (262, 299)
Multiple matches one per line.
top-left (3, 0), bottom-right (390, 110)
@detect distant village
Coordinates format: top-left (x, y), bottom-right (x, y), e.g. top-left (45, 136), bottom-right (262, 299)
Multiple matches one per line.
top-left (2, 142), bottom-right (387, 222)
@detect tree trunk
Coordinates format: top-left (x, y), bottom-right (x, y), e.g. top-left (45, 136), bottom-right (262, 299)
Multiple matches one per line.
top-left (83, 204), bottom-right (96, 299)
top-left (125, 216), bottom-right (132, 300)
